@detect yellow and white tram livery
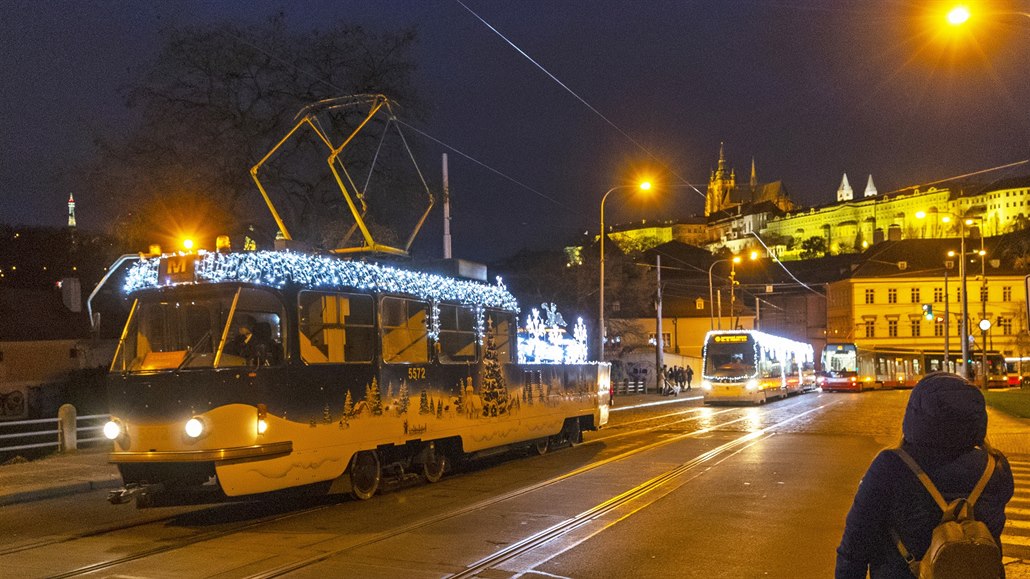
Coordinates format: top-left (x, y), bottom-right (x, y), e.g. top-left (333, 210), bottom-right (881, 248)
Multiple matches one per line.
top-left (700, 330), bottom-right (814, 405)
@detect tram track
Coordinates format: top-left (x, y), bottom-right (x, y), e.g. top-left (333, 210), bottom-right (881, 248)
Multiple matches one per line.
top-left (10, 395), bottom-right (829, 578)
top-left (244, 396), bottom-right (833, 578)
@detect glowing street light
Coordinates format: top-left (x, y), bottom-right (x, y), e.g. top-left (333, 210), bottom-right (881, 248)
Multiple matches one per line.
top-left (182, 238), bottom-right (195, 251)
top-left (599, 180), bottom-right (652, 360)
top-left (947, 5), bottom-right (971, 27)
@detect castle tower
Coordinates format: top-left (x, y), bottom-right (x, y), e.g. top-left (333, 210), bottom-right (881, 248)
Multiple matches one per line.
top-left (705, 142), bottom-right (736, 217)
top-left (836, 174), bottom-right (853, 202)
top-left (67, 193), bottom-right (77, 228)
top-left (864, 175), bottom-right (878, 197)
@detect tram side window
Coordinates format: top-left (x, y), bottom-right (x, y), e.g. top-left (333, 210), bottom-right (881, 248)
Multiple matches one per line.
top-left (381, 297), bottom-right (429, 364)
top-left (486, 310), bottom-right (514, 363)
top-left (438, 303), bottom-right (477, 364)
top-left (298, 291), bottom-right (374, 364)
top-left (220, 289), bottom-right (285, 367)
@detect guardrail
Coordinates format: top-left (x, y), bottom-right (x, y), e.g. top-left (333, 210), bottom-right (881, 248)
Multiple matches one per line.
top-left (613, 379), bottom-right (647, 396)
top-left (0, 404), bottom-right (109, 454)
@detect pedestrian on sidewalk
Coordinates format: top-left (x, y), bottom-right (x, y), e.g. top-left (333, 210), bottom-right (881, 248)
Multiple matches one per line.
top-left (685, 365), bottom-right (694, 390)
top-left (835, 372), bottom-right (1014, 578)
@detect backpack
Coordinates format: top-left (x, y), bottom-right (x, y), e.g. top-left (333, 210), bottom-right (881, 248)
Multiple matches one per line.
top-left (890, 447), bottom-right (1001, 579)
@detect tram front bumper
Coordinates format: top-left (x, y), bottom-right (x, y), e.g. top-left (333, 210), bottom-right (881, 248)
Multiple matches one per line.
top-left (702, 382), bottom-right (765, 404)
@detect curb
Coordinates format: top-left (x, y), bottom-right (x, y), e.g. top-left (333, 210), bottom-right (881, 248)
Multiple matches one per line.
top-left (0, 477), bottom-right (122, 507)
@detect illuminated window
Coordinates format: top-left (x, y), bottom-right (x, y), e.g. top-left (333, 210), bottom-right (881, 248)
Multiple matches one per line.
top-left (298, 291), bottom-right (373, 364)
top-left (438, 303), bottom-right (478, 364)
top-left (381, 297), bottom-right (429, 364)
top-left (888, 289), bottom-right (897, 304)
top-left (486, 310), bottom-right (515, 363)
top-left (888, 320), bottom-right (898, 337)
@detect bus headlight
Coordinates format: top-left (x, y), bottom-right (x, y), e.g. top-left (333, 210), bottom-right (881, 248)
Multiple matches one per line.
top-left (701, 380), bottom-right (713, 391)
top-left (103, 420), bottom-right (123, 441)
top-left (746, 379), bottom-right (759, 391)
top-left (185, 417), bottom-right (205, 438)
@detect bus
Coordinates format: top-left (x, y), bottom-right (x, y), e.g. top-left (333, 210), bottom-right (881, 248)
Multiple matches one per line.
top-left (700, 330), bottom-right (814, 405)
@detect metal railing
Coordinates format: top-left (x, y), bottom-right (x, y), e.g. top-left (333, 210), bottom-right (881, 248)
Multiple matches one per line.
top-left (0, 407), bottom-right (109, 454)
top-left (613, 379), bottom-right (646, 396)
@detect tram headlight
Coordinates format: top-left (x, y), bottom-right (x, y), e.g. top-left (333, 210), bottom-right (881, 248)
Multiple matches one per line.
top-left (745, 379), bottom-right (759, 391)
top-left (256, 403), bottom-right (268, 435)
top-left (103, 420), bottom-right (123, 441)
top-left (701, 380), bottom-right (713, 391)
top-left (185, 417), bottom-right (205, 439)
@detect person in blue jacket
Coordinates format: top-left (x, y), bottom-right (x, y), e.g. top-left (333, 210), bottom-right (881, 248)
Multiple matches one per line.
top-left (836, 372), bottom-right (1014, 578)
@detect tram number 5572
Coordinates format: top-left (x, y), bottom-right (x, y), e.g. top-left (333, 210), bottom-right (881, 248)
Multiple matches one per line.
top-left (408, 367), bottom-right (426, 380)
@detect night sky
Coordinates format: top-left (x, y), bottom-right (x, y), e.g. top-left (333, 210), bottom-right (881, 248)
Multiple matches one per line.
top-left (2, 1), bottom-right (1028, 263)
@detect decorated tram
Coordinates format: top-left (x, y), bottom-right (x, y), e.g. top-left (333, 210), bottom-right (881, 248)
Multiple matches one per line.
top-left (700, 330), bottom-right (815, 404)
top-left (101, 250), bottom-right (609, 507)
top-left (97, 95), bottom-right (609, 507)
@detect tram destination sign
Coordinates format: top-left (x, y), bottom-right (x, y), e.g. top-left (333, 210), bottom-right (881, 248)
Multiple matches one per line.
top-left (158, 255), bottom-right (197, 286)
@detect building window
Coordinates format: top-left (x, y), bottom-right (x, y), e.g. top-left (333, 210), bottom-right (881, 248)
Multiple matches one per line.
top-left (910, 320), bottom-right (920, 337)
top-left (888, 289), bottom-right (897, 304)
top-left (649, 332), bottom-right (671, 348)
top-left (999, 317), bottom-right (1013, 335)
top-left (911, 288), bottom-right (920, 303)
top-left (864, 289), bottom-right (874, 304)
top-left (933, 287), bottom-right (943, 302)
top-left (1003, 286), bottom-right (1012, 301)
top-left (888, 320), bottom-right (898, 337)
top-left (957, 288), bottom-right (962, 302)
top-left (864, 320), bottom-right (875, 338)
top-left (980, 286), bottom-right (988, 302)
top-left (934, 319), bottom-right (944, 337)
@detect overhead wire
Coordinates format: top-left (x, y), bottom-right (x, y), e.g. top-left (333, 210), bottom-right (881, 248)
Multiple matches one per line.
top-left (453, 0), bottom-right (706, 201)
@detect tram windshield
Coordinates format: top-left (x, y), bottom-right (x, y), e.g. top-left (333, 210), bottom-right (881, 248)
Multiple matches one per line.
top-left (704, 337), bottom-right (757, 378)
top-left (113, 286), bottom-right (284, 373)
top-left (822, 344), bottom-right (858, 376)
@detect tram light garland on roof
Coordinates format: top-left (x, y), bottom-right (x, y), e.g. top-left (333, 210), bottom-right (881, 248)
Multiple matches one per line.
top-left (123, 250), bottom-right (520, 313)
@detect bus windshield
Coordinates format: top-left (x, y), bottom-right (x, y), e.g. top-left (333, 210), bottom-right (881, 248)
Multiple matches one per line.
top-left (113, 286), bottom-right (284, 373)
top-left (704, 338), bottom-right (757, 378)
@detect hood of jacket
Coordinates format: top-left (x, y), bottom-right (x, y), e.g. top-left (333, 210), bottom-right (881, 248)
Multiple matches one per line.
top-left (902, 372), bottom-right (987, 450)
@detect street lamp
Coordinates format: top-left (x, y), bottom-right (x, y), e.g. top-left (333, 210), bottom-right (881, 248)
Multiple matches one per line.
top-left (709, 255), bottom-right (750, 331)
top-left (599, 181), bottom-right (651, 360)
top-left (917, 211), bottom-right (983, 378)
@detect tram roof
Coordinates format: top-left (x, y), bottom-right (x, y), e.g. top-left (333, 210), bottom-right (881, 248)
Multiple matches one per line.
top-left (123, 250), bottom-right (520, 312)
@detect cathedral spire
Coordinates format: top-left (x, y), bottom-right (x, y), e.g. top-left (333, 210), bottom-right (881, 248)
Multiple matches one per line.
top-left (750, 157), bottom-right (757, 190)
top-left (67, 193), bottom-right (77, 228)
top-left (837, 173), bottom-right (853, 202)
top-left (864, 174), bottom-right (878, 197)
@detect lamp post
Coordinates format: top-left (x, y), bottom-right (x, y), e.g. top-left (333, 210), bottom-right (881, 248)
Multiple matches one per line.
top-left (599, 181), bottom-right (651, 361)
top-left (945, 251), bottom-right (955, 372)
top-left (708, 256), bottom-right (741, 331)
top-left (917, 211), bottom-right (982, 378)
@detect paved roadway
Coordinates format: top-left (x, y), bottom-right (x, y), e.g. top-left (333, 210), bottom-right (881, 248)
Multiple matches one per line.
top-left (0, 389), bottom-right (1026, 578)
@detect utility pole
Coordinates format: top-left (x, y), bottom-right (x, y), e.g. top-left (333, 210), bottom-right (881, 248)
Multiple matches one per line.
top-left (655, 254), bottom-right (664, 394)
top-left (442, 154), bottom-right (452, 259)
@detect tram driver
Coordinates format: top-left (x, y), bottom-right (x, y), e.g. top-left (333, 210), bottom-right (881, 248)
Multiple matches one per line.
top-left (227, 314), bottom-right (276, 366)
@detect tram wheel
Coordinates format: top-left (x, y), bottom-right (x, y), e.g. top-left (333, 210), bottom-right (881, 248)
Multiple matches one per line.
top-left (531, 437), bottom-right (550, 456)
top-left (349, 451), bottom-right (381, 500)
top-left (421, 451), bottom-right (447, 483)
